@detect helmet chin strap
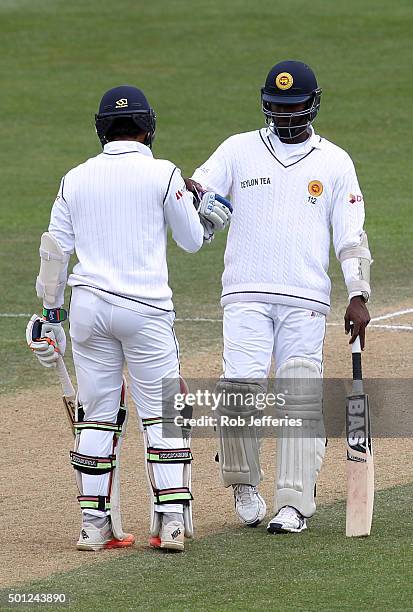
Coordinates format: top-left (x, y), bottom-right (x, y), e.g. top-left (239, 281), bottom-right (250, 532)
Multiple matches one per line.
top-left (144, 131), bottom-right (154, 149)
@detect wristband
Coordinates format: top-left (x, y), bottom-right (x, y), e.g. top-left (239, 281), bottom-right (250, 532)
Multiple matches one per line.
top-left (42, 307), bottom-right (67, 323)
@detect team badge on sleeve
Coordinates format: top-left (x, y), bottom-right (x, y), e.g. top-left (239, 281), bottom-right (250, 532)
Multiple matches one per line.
top-left (175, 185), bottom-right (187, 200)
top-left (308, 180), bottom-right (323, 197)
top-left (275, 72), bottom-right (294, 90)
top-left (349, 193), bottom-right (363, 204)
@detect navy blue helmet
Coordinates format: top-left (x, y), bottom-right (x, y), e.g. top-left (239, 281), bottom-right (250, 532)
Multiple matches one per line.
top-left (261, 60), bottom-right (322, 140)
top-left (95, 85), bottom-right (156, 148)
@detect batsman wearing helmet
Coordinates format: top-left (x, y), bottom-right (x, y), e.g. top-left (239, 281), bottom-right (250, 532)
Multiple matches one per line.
top-left (26, 85), bottom-right (231, 551)
top-left (190, 60), bottom-right (371, 533)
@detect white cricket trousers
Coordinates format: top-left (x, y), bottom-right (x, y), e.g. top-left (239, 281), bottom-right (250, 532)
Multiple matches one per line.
top-left (223, 302), bottom-right (327, 515)
top-left (223, 302), bottom-right (326, 377)
top-left (69, 287), bottom-right (184, 514)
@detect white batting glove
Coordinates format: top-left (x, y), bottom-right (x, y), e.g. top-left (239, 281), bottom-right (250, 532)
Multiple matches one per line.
top-left (26, 314), bottom-right (66, 368)
top-left (200, 217), bottom-right (215, 243)
top-left (198, 192), bottom-right (232, 231)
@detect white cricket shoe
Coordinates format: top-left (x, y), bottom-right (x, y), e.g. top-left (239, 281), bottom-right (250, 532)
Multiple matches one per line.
top-left (233, 484), bottom-right (266, 527)
top-left (158, 520), bottom-right (185, 551)
top-left (267, 506), bottom-right (307, 534)
top-left (77, 522), bottom-right (135, 551)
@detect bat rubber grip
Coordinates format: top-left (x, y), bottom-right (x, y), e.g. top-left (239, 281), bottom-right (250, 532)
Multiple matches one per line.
top-left (350, 323), bottom-right (362, 380)
top-left (352, 354), bottom-right (362, 381)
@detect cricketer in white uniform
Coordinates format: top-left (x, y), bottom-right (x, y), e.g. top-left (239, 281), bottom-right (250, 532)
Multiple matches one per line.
top-left (26, 85), bottom-right (231, 551)
top-left (191, 60), bottom-right (371, 534)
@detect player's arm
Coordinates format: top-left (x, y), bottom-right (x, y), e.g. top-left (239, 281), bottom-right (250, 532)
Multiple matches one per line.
top-left (164, 169), bottom-right (204, 252)
top-left (26, 178), bottom-right (74, 367)
top-left (164, 168), bottom-right (231, 249)
top-left (191, 139), bottom-right (234, 198)
top-left (331, 160), bottom-right (371, 349)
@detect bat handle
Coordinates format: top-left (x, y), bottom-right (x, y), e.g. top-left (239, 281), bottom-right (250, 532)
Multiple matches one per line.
top-left (351, 335), bottom-right (361, 354)
top-left (351, 341), bottom-right (362, 382)
top-left (56, 356), bottom-right (76, 398)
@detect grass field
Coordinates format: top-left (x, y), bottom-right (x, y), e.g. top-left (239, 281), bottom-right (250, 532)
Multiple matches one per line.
top-left (1, 484), bottom-right (412, 611)
top-left (0, 0), bottom-right (412, 394)
top-left (0, 0), bottom-right (412, 609)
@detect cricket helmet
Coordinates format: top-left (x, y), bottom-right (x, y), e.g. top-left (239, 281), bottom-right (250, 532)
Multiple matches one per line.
top-left (261, 60), bottom-right (322, 140)
top-left (95, 85), bottom-right (156, 148)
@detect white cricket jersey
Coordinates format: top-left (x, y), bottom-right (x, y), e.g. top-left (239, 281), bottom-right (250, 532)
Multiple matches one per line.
top-left (47, 140), bottom-right (203, 311)
top-left (192, 127), bottom-right (369, 314)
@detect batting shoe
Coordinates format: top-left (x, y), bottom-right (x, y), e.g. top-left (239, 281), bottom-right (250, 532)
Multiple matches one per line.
top-left (233, 484), bottom-right (267, 527)
top-left (149, 519), bottom-right (185, 552)
top-left (267, 506), bottom-right (307, 534)
top-left (77, 522), bottom-right (135, 551)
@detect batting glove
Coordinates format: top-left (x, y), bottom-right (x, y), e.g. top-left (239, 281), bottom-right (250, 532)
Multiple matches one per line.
top-left (200, 217), bottom-right (215, 243)
top-left (198, 192), bottom-right (232, 231)
top-left (26, 314), bottom-right (67, 368)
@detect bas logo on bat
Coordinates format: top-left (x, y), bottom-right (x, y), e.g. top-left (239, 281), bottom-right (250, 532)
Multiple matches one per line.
top-left (346, 396), bottom-right (370, 454)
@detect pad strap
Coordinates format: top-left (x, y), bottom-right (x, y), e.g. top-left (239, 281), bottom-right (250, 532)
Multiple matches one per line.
top-left (142, 412), bottom-right (192, 437)
top-left (70, 451), bottom-right (116, 475)
top-left (142, 417), bottom-right (175, 427)
top-left (153, 487), bottom-right (193, 505)
top-left (74, 406), bottom-right (126, 434)
top-left (147, 447), bottom-right (192, 463)
top-left (77, 495), bottom-right (111, 511)
top-left (74, 420), bottom-right (124, 434)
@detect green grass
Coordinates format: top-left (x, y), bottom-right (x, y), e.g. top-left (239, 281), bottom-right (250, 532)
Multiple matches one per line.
top-left (0, 3), bottom-right (412, 607)
top-left (1, 483), bottom-right (412, 611)
top-left (1, 0), bottom-right (412, 394)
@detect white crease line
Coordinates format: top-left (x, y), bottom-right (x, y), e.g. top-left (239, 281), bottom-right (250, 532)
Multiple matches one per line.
top-left (370, 308), bottom-right (413, 322)
top-left (2, 314), bottom-right (413, 332)
top-left (369, 324), bottom-right (413, 331)
top-left (176, 318), bottom-right (221, 322)
top-left (176, 319), bottom-right (413, 331)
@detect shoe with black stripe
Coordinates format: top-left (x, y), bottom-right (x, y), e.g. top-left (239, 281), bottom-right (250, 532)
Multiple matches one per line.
top-left (267, 505), bottom-right (307, 534)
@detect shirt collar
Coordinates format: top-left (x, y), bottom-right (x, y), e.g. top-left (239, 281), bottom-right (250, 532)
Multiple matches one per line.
top-left (265, 125), bottom-right (323, 160)
top-left (103, 140), bottom-right (153, 157)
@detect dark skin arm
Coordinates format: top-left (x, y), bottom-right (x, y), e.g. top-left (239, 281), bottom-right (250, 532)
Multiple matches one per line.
top-left (344, 295), bottom-right (371, 349)
top-left (183, 177), bottom-right (204, 196)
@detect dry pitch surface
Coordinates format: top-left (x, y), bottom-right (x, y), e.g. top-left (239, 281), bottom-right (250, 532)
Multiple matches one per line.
top-left (1, 310), bottom-right (412, 587)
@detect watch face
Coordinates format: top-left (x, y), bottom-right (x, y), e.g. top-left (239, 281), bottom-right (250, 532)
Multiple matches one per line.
top-left (362, 291), bottom-right (369, 303)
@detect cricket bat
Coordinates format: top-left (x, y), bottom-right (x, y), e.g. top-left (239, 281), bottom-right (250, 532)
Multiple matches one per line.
top-left (56, 355), bottom-right (76, 435)
top-left (345, 335), bottom-right (374, 537)
top-left (31, 316), bottom-right (77, 435)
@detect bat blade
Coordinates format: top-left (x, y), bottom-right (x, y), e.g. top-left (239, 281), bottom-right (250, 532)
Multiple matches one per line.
top-left (56, 356), bottom-right (76, 435)
top-left (346, 392), bottom-right (374, 536)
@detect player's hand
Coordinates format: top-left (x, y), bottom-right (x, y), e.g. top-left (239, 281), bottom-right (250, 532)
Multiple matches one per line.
top-left (198, 191), bottom-right (232, 231)
top-left (344, 296), bottom-right (370, 349)
top-left (183, 178), bottom-right (204, 199)
top-left (26, 314), bottom-right (67, 367)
